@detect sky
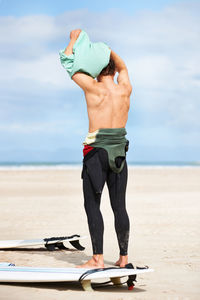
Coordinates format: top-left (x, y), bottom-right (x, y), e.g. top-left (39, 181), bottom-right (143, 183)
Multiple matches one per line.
top-left (0, 0), bottom-right (200, 163)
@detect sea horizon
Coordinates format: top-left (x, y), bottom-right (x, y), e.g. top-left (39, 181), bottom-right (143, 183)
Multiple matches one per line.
top-left (0, 161), bottom-right (199, 170)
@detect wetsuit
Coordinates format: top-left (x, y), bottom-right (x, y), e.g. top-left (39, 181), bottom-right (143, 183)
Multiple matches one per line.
top-left (81, 128), bottom-right (130, 255)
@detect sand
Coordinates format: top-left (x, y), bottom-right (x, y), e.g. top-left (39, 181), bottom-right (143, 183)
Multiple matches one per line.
top-left (0, 166), bottom-right (199, 300)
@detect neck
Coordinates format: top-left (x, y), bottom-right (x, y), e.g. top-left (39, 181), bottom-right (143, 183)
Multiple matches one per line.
top-left (98, 75), bottom-right (115, 84)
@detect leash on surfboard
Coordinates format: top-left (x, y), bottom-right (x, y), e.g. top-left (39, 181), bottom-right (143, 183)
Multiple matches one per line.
top-left (79, 263), bottom-right (149, 290)
top-left (44, 234), bottom-right (85, 251)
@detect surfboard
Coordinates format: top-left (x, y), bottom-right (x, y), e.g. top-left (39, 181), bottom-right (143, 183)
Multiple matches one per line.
top-left (0, 263), bottom-right (154, 291)
top-left (0, 235), bottom-right (87, 251)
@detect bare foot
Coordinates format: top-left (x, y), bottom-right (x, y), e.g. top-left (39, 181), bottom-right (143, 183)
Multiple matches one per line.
top-left (115, 255), bottom-right (128, 267)
top-left (76, 254), bottom-right (104, 269)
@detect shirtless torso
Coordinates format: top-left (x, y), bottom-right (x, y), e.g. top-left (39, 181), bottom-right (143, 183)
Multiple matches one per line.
top-left (64, 30), bottom-right (132, 131)
top-left (84, 78), bottom-right (130, 132)
top-left (72, 53), bottom-right (132, 132)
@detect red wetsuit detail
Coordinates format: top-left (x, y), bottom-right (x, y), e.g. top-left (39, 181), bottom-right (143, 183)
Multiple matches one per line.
top-left (83, 145), bottom-right (94, 156)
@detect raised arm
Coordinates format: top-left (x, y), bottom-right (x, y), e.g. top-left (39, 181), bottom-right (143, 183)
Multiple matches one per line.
top-left (64, 29), bottom-right (81, 56)
top-left (64, 29), bottom-right (97, 92)
top-left (110, 50), bottom-right (132, 95)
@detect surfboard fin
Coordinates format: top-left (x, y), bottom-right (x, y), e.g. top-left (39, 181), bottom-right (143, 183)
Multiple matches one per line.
top-left (44, 235), bottom-right (85, 251)
top-left (81, 280), bottom-right (94, 291)
top-left (110, 277), bottom-right (122, 286)
top-left (44, 242), bottom-right (69, 251)
top-left (56, 242), bottom-right (69, 250)
top-left (69, 240), bottom-right (85, 251)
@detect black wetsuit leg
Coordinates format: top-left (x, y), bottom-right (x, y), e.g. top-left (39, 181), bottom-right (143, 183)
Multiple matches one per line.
top-left (82, 149), bottom-right (107, 254)
top-left (82, 148), bottom-right (129, 255)
top-left (107, 160), bottom-right (130, 255)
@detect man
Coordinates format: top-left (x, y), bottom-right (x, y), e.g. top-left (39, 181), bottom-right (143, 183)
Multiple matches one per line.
top-left (64, 29), bottom-right (132, 268)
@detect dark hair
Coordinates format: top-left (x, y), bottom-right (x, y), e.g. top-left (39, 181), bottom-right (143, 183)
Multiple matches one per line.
top-left (99, 58), bottom-right (116, 76)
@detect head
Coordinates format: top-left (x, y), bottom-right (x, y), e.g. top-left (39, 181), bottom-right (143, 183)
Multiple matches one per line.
top-left (97, 58), bottom-right (116, 81)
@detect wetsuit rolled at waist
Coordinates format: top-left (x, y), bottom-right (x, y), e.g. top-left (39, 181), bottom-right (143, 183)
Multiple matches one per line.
top-left (83, 128), bottom-right (129, 173)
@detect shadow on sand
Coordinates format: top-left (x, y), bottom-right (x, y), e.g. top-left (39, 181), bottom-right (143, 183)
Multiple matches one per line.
top-left (0, 247), bottom-right (115, 266)
top-left (0, 281), bottom-right (147, 293)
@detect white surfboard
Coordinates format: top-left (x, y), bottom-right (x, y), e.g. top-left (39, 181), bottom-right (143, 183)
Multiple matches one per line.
top-left (0, 235), bottom-right (87, 251)
top-left (0, 263), bottom-right (154, 291)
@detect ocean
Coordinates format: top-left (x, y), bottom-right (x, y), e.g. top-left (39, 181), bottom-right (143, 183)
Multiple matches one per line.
top-left (0, 161), bottom-right (199, 170)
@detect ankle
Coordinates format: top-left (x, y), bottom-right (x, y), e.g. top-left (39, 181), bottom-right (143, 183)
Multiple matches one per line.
top-left (93, 254), bottom-right (103, 260)
top-left (119, 255), bottom-right (128, 265)
top-left (93, 254), bottom-right (104, 265)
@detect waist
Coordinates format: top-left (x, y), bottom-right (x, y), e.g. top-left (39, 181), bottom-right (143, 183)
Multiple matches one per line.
top-left (83, 128), bottom-right (127, 146)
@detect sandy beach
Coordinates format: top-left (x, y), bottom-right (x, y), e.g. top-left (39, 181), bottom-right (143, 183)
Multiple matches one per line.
top-left (0, 166), bottom-right (199, 300)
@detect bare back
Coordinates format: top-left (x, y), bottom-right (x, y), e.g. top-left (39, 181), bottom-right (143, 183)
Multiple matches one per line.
top-left (71, 50), bottom-right (132, 132)
top-left (84, 81), bottom-right (130, 132)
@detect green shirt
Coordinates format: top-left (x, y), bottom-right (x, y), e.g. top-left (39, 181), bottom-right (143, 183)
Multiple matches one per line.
top-left (59, 30), bottom-right (111, 78)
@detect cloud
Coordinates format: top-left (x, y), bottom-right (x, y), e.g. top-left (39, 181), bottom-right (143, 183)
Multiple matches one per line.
top-left (0, 52), bottom-right (75, 89)
top-left (0, 15), bottom-right (61, 53)
top-left (0, 2), bottom-right (199, 161)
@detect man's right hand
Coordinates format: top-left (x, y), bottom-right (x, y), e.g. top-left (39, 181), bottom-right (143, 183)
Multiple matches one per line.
top-left (64, 29), bottom-right (81, 56)
top-left (70, 29), bottom-right (81, 41)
